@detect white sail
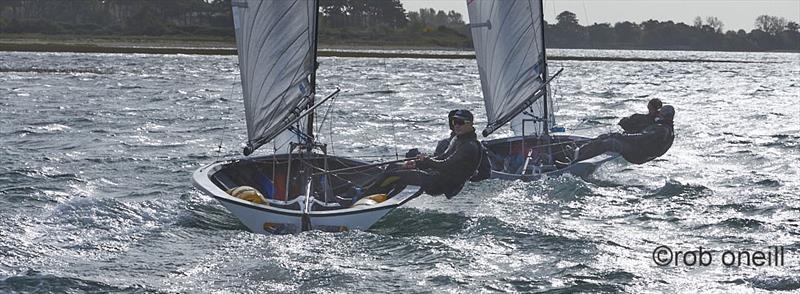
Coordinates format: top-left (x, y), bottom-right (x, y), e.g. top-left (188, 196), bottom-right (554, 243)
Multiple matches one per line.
top-left (467, 0), bottom-right (554, 136)
top-left (232, 0), bottom-right (316, 152)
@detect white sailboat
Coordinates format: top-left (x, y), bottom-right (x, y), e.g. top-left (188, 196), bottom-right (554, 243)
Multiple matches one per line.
top-left (192, 0), bottom-right (422, 234)
top-left (466, 0), bottom-right (619, 181)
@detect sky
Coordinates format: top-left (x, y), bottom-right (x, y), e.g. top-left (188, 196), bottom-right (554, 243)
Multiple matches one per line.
top-left (400, 0), bottom-right (800, 32)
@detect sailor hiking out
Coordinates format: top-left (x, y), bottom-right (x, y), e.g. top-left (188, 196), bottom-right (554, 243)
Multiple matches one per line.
top-left (618, 98), bottom-right (662, 134)
top-left (569, 105), bottom-right (675, 164)
top-left (363, 109), bottom-right (485, 199)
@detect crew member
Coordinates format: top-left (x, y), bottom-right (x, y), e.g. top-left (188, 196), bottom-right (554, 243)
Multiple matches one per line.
top-left (571, 105), bottom-right (675, 164)
top-left (364, 109), bottom-right (482, 199)
top-left (618, 98), bottom-right (662, 133)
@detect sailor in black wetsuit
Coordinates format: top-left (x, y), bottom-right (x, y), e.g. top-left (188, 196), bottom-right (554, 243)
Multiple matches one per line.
top-left (364, 109), bottom-right (482, 199)
top-left (571, 105), bottom-right (675, 164)
top-left (433, 109), bottom-right (458, 156)
top-left (618, 98), bottom-right (662, 134)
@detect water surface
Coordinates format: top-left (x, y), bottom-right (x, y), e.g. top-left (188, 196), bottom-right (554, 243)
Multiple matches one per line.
top-left (1, 49), bottom-right (799, 292)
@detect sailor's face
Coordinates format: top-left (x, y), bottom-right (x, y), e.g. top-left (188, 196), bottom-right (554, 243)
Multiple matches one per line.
top-left (452, 119), bottom-right (473, 135)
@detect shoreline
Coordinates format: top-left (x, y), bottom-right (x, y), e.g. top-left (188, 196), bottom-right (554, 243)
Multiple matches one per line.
top-left (0, 41), bottom-right (785, 63)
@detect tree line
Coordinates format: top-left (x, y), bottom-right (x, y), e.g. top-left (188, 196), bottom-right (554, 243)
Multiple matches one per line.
top-left (0, 0), bottom-right (797, 51)
top-left (549, 11), bottom-right (799, 51)
top-left (317, 1), bottom-right (470, 47)
top-left (0, 0), bottom-right (233, 36)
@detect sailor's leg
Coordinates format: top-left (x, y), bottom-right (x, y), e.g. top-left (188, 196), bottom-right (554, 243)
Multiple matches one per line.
top-left (362, 169), bottom-right (432, 196)
top-left (605, 137), bottom-right (634, 154)
top-left (575, 136), bottom-right (632, 161)
top-left (362, 174), bottom-right (399, 196)
top-left (574, 140), bottom-right (608, 161)
top-left (382, 169), bottom-right (434, 197)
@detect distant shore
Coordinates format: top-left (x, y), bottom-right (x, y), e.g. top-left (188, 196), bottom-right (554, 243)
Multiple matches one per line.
top-left (0, 35), bottom-right (783, 63)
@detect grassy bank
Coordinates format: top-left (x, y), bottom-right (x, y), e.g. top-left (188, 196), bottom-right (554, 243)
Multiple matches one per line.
top-left (0, 34), bottom-right (767, 63)
top-left (0, 34), bottom-right (234, 48)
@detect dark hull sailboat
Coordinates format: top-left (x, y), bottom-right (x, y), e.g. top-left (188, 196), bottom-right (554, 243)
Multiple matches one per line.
top-left (467, 0), bottom-right (619, 181)
top-left (484, 135), bottom-right (618, 181)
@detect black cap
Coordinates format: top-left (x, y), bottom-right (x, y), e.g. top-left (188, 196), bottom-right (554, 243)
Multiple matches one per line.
top-left (448, 109), bottom-right (458, 118)
top-left (451, 109), bottom-right (474, 122)
top-left (648, 98), bottom-right (663, 111)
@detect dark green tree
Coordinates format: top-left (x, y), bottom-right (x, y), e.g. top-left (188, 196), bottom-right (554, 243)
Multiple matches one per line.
top-left (556, 11), bottom-right (579, 27)
top-left (786, 21), bottom-right (799, 32)
top-left (587, 23), bottom-right (615, 47)
top-left (755, 15), bottom-right (788, 35)
top-left (614, 21), bottom-right (640, 45)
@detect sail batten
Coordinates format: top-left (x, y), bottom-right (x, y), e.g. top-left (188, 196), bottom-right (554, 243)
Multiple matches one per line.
top-left (467, 0), bottom-right (552, 137)
top-left (233, 0), bottom-right (316, 153)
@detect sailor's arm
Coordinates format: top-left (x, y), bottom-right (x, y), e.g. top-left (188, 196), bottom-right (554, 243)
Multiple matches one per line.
top-left (418, 142), bottom-right (479, 171)
top-left (620, 124), bottom-right (665, 144)
top-left (618, 113), bottom-right (649, 133)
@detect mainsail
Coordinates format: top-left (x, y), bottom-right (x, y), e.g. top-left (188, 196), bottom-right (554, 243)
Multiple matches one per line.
top-left (232, 0), bottom-right (316, 154)
top-left (467, 0), bottom-right (554, 137)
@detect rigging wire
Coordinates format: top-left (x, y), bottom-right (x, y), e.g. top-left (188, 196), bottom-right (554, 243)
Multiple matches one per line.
top-left (312, 88), bottom-right (340, 156)
top-left (217, 68), bottom-right (240, 156)
top-left (315, 91), bottom-right (337, 134)
top-left (549, 68), bottom-right (560, 125)
top-left (582, 0), bottom-right (591, 27)
top-left (329, 108), bottom-right (335, 156)
top-left (379, 55), bottom-right (399, 161)
top-left (391, 117), bottom-right (399, 160)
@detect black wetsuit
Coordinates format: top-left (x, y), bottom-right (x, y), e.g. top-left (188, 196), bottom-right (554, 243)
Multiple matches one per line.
top-left (418, 130), bottom-right (481, 195)
top-left (576, 120), bottom-right (674, 164)
top-left (618, 113), bottom-right (658, 134)
top-left (365, 130), bottom-right (481, 198)
top-left (433, 132), bottom-right (455, 157)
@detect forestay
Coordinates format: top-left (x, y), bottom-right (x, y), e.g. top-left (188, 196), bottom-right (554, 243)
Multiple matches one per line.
top-left (466, 0), bottom-right (554, 136)
top-left (232, 0), bottom-right (316, 153)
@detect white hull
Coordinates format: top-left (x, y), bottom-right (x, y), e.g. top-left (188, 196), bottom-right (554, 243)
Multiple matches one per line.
top-left (192, 156), bottom-right (422, 234)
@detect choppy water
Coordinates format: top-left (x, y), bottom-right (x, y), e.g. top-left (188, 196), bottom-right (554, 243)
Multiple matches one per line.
top-left (1, 49), bottom-right (799, 293)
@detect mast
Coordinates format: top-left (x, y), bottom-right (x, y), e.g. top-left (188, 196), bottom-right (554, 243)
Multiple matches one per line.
top-left (301, 0), bottom-right (321, 232)
top-left (538, 0), bottom-right (550, 139)
top-left (306, 0), bottom-right (320, 138)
